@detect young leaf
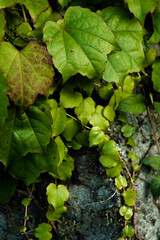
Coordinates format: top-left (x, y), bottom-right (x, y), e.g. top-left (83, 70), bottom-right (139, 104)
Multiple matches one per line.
top-left (0, 70), bottom-right (9, 130)
top-left (62, 118), bottom-right (80, 141)
top-left (121, 188), bottom-right (137, 206)
top-left (103, 105), bottom-right (115, 122)
top-left (0, 168), bottom-right (17, 204)
top-left (0, 9), bottom-right (5, 42)
top-left (0, 0), bottom-right (49, 22)
top-left (46, 205), bottom-right (67, 221)
top-left (100, 7), bottom-right (145, 84)
top-left (89, 105), bottom-right (109, 131)
top-left (60, 86), bottom-right (83, 108)
top-left (133, 164), bottom-right (140, 172)
top-left (56, 155), bottom-right (75, 180)
top-left (46, 183), bottom-right (69, 209)
top-left (89, 126), bottom-right (105, 147)
top-left (43, 6), bottom-right (117, 82)
top-left (122, 225), bottom-right (135, 237)
top-left (152, 60), bottom-right (160, 92)
top-left (115, 175), bottom-right (127, 190)
top-left (119, 205), bottom-right (133, 220)
top-left (151, 174), bottom-right (160, 197)
top-left (34, 223), bottom-right (52, 240)
top-left (121, 125), bottom-right (136, 138)
top-left (128, 152), bottom-right (138, 162)
top-left (126, 136), bottom-right (135, 147)
top-left (75, 97), bottom-right (95, 127)
top-left (22, 198), bottom-right (32, 207)
top-left (125, 0), bottom-right (156, 25)
top-left (106, 163), bottom-right (124, 178)
top-left (0, 41), bottom-right (54, 107)
top-left (117, 94), bottom-right (146, 114)
top-left (141, 156), bottom-right (160, 170)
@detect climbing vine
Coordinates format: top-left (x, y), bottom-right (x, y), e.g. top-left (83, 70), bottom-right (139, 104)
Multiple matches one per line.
top-left (0, 0), bottom-right (160, 239)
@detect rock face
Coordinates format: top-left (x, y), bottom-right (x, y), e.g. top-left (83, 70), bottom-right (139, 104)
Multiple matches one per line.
top-left (0, 110), bottom-right (160, 240)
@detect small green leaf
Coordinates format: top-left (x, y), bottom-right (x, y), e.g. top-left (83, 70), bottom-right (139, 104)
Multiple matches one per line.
top-left (58, 0), bottom-right (72, 8)
top-left (141, 156), bottom-right (160, 170)
top-left (144, 48), bottom-right (157, 68)
top-left (119, 205), bottom-right (133, 220)
top-left (20, 226), bottom-right (27, 233)
top-left (75, 97), bottom-right (95, 127)
top-left (154, 102), bottom-right (160, 115)
top-left (0, 9), bottom-right (5, 42)
top-left (16, 22), bottom-right (32, 38)
top-left (126, 136), bottom-right (135, 147)
top-left (122, 76), bottom-right (135, 99)
top-left (57, 155), bottom-right (75, 180)
top-left (125, 0), bottom-right (156, 25)
top-left (89, 126), bottom-right (105, 147)
top-left (128, 152), bottom-right (138, 162)
top-left (117, 94), bottom-right (146, 114)
top-left (46, 183), bottom-right (69, 209)
top-left (60, 86), bottom-right (83, 108)
top-left (121, 188), bottom-right (137, 206)
top-left (46, 205), bottom-right (67, 221)
top-left (121, 125), bottom-right (136, 138)
top-left (152, 60), bottom-right (160, 92)
top-left (122, 225), bottom-right (135, 237)
top-left (103, 105), bottom-right (115, 122)
top-left (0, 41), bottom-right (54, 107)
top-left (115, 175), bottom-right (127, 190)
top-left (98, 83), bottom-right (114, 101)
top-left (106, 163), bottom-right (124, 178)
top-left (43, 6), bottom-right (117, 82)
top-left (34, 223), bottom-right (52, 240)
top-left (89, 105), bottom-right (109, 131)
top-left (22, 198), bottom-right (32, 207)
top-left (62, 118), bottom-right (80, 141)
top-left (151, 174), bottom-right (160, 197)
top-left (133, 164), bottom-right (140, 172)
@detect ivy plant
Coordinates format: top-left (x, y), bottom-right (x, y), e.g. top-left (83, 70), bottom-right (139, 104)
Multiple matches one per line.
top-left (0, 0), bottom-right (160, 239)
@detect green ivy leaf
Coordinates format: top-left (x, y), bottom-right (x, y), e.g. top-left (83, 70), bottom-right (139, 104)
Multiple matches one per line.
top-left (43, 6), bottom-right (117, 82)
top-left (60, 86), bottom-right (83, 108)
top-left (115, 175), bottom-right (127, 190)
top-left (121, 125), bottom-right (136, 138)
top-left (152, 60), bottom-right (160, 92)
top-left (75, 130), bottom-right (89, 146)
top-left (128, 152), bottom-right (138, 162)
top-left (126, 136), bottom-right (136, 147)
top-left (46, 183), bottom-right (69, 209)
top-left (58, 0), bottom-right (72, 8)
top-left (103, 105), bottom-right (115, 122)
top-left (117, 94), bottom-right (146, 114)
top-left (0, 167), bottom-right (17, 204)
top-left (62, 118), bottom-right (80, 141)
top-left (154, 101), bottom-right (160, 115)
top-left (34, 223), bottom-right (52, 240)
top-left (46, 205), bottom-right (67, 221)
top-left (15, 22), bottom-right (32, 38)
top-left (144, 48), bottom-right (157, 68)
top-left (119, 205), bottom-right (133, 220)
top-left (0, 70), bottom-right (9, 130)
top-left (100, 7), bottom-right (145, 84)
top-left (106, 163), bottom-right (124, 178)
top-left (75, 97), bottom-right (95, 127)
top-left (89, 126), bottom-right (105, 147)
top-left (0, 0), bottom-right (49, 22)
top-left (57, 155), bottom-right (75, 180)
top-left (22, 198), bottom-right (32, 207)
top-left (125, 0), bottom-right (156, 25)
top-left (7, 140), bottom-right (59, 186)
top-left (0, 9), bottom-right (5, 42)
top-left (76, 76), bottom-right (94, 96)
top-left (89, 105), bottom-right (109, 131)
top-left (55, 136), bottom-right (67, 165)
top-left (121, 188), bottom-right (137, 206)
top-left (151, 174), bottom-right (160, 197)
top-left (122, 225), bottom-right (135, 237)
top-left (0, 98), bottom-right (52, 167)
top-left (122, 76), bottom-right (135, 99)
top-left (133, 164), bottom-right (140, 172)
top-left (141, 156), bottom-right (160, 170)
top-left (0, 41), bottom-right (54, 107)
top-left (98, 83), bottom-right (114, 101)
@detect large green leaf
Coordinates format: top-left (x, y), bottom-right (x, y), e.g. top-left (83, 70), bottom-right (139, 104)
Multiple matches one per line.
top-left (125, 0), bottom-right (156, 25)
top-left (0, 98), bottom-right (52, 167)
top-left (0, 70), bottom-right (9, 130)
top-left (0, 41), bottom-right (54, 107)
top-left (0, 0), bottom-right (49, 22)
top-left (7, 140), bottom-right (59, 185)
top-left (0, 9), bottom-right (5, 42)
top-left (152, 60), bottom-right (160, 92)
top-left (43, 6), bottom-right (118, 82)
top-left (149, 9), bottom-right (160, 43)
top-left (100, 7), bottom-right (145, 84)
top-left (117, 94), bottom-right (146, 114)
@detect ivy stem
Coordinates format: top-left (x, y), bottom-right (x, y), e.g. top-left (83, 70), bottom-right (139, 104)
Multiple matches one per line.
top-left (146, 106), bottom-right (160, 154)
top-left (22, 5), bottom-right (27, 23)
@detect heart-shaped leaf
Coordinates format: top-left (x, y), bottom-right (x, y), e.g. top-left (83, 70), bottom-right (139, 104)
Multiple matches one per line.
top-left (122, 225), bottom-right (135, 237)
top-left (60, 86), bottom-right (83, 108)
top-left (121, 188), bottom-right (137, 206)
top-left (46, 183), bottom-right (69, 209)
top-left (62, 118), bottom-right (80, 141)
top-left (119, 205), bottom-right (133, 220)
top-left (115, 175), bottom-right (127, 190)
top-left (0, 9), bottom-right (5, 42)
top-left (46, 205), bottom-right (67, 221)
top-left (89, 126), bottom-right (105, 147)
top-left (100, 7), bottom-right (145, 84)
top-left (121, 125), bottom-right (136, 138)
top-left (0, 41), bottom-right (54, 107)
top-left (89, 105), bottom-right (109, 131)
top-left (34, 223), bottom-right (52, 240)
top-left (125, 0), bottom-right (156, 25)
top-left (43, 6), bottom-right (117, 82)
top-left (0, 0), bottom-right (49, 22)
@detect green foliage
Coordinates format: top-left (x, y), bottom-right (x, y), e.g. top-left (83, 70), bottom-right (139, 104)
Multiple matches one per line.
top-left (1, 0), bottom-right (160, 239)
